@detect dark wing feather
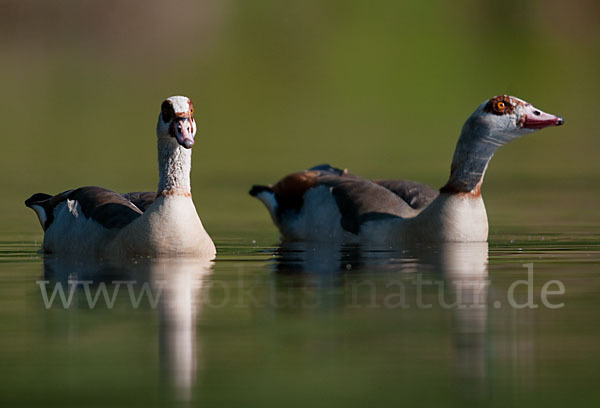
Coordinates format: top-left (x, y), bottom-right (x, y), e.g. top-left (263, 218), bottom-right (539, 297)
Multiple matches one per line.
top-left (25, 193), bottom-right (53, 205)
top-left (72, 187), bottom-right (143, 229)
top-left (265, 164), bottom-right (418, 234)
top-left (26, 186), bottom-right (144, 230)
top-left (121, 191), bottom-right (157, 212)
top-left (319, 175), bottom-right (417, 234)
top-left (308, 163), bottom-right (349, 176)
top-left (254, 164), bottom-right (437, 235)
top-left (373, 179), bottom-right (439, 210)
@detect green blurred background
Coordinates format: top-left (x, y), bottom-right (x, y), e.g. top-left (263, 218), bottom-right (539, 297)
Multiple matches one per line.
top-left (1, 0), bottom-right (598, 237)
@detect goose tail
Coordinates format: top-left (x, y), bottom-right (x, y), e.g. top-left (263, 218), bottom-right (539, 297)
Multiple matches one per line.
top-left (249, 185), bottom-right (279, 222)
top-left (25, 193), bottom-right (53, 231)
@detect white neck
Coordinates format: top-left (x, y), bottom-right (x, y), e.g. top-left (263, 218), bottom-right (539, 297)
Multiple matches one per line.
top-left (157, 138), bottom-right (192, 194)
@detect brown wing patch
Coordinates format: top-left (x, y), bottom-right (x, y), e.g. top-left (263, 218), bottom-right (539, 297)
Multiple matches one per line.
top-left (272, 170), bottom-right (320, 211)
top-left (483, 95), bottom-right (517, 116)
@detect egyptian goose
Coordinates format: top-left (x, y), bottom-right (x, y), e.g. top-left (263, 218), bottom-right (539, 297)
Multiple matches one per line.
top-left (250, 95), bottom-right (564, 244)
top-left (25, 96), bottom-right (216, 258)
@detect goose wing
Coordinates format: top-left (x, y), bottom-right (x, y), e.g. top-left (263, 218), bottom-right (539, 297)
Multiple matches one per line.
top-left (318, 174), bottom-right (419, 233)
top-left (303, 165), bottom-right (438, 212)
top-left (26, 186), bottom-right (144, 231)
top-left (251, 164), bottom-right (419, 234)
top-left (121, 191), bottom-right (157, 212)
top-left (372, 179), bottom-right (439, 210)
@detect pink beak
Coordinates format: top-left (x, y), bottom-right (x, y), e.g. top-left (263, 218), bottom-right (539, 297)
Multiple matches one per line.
top-left (521, 104), bottom-right (564, 129)
top-left (173, 117), bottom-right (195, 149)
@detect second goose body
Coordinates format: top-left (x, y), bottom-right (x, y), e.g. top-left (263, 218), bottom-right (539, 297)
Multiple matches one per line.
top-left (250, 95), bottom-right (564, 244)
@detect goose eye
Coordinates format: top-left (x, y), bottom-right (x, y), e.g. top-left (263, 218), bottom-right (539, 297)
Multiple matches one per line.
top-left (496, 101), bottom-right (505, 111)
top-left (161, 101), bottom-right (173, 123)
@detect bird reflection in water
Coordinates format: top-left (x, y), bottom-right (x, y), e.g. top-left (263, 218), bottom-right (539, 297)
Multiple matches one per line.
top-left (271, 241), bottom-right (490, 396)
top-left (153, 258), bottom-right (211, 402)
top-left (43, 256), bottom-right (213, 403)
top-left (425, 242), bottom-right (489, 396)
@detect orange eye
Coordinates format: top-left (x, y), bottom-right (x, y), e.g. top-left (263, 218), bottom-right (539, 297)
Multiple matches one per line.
top-left (496, 101), bottom-right (505, 110)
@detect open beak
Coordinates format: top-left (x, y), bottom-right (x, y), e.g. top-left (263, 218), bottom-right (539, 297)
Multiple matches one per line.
top-left (521, 104), bottom-right (564, 129)
top-left (173, 117), bottom-right (195, 149)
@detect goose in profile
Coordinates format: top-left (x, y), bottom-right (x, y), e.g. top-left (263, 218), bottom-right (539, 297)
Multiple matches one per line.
top-left (25, 96), bottom-right (216, 258)
top-left (250, 95), bottom-right (564, 244)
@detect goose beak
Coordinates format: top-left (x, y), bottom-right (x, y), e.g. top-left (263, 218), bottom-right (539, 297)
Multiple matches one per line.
top-left (173, 117), bottom-right (195, 149)
top-left (521, 104), bottom-right (564, 129)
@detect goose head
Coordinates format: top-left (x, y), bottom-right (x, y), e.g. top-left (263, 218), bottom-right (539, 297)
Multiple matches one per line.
top-left (156, 96), bottom-right (197, 149)
top-left (463, 95), bottom-right (564, 145)
top-left (443, 96), bottom-right (564, 194)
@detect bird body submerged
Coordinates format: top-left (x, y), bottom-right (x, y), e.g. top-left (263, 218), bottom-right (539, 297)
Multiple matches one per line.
top-left (251, 96), bottom-right (564, 244)
top-left (26, 96), bottom-right (216, 258)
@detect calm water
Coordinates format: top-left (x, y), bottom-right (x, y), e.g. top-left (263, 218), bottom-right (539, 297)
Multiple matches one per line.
top-left (1, 222), bottom-right (599, 408)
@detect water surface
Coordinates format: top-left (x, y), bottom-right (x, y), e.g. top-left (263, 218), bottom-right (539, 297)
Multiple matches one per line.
top-left (1, 220), bottom-right (599, 407)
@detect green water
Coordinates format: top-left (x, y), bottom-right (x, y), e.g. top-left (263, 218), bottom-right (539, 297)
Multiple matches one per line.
top-left (2, 199), bottom-right (600, 407)
top-left (1, 1), bottom-right (600, 406)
